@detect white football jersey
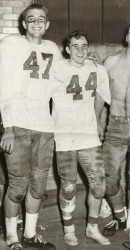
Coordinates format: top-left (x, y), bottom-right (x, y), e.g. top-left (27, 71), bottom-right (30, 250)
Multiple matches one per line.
top-left (0, 34), bottom-right (61, 132)
top-left (52, 59), bottom-right (109, 151)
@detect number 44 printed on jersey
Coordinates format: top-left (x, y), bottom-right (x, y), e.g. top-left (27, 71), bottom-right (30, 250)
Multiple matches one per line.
top-left (66, 73), bottom-right (97, 100)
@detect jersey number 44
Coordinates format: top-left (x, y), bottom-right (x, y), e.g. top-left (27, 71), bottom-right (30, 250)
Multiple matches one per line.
top-left (66, 73), bottom-right (97, 100)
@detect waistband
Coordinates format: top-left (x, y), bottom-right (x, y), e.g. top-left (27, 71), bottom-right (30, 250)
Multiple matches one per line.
top-left (109, 114), bottom-right (130, 123)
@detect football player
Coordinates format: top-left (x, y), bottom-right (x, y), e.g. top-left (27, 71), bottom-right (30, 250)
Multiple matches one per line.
top-left (51, 30), bottom-right (110, 246)
top-left (0, 3), bottom-right (61, 250)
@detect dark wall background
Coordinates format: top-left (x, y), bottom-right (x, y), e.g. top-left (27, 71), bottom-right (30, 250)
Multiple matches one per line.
top-left (35, 0), bottom-right (130, 45)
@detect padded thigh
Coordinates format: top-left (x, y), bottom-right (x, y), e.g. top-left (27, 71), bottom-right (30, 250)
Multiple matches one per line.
top-left (78, 147), bottom-right (105, 199)
top-left (103, 141), bottom-right (126, 196)
top-left (103, 115), bottom-right (128, 196)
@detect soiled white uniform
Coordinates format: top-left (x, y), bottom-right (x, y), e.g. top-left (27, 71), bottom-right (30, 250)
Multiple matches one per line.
top-left (0, 34), bottom-right (61, 132)
top-left (52, 59), bottom-right (110, 151)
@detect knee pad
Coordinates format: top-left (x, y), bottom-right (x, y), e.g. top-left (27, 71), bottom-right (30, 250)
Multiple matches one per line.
top-left (29, 186), bottom-right (44, 200)
top-left (90, 176), bottom-right (106, 199)
top-left (105, 174), bottom-right (120, 196)
top-left (59, 192), bottom-right (76, 214)
top-left (7, 177), bottom-right (27, 203)
top-left (29, 168), bottom-right (50, 199)
top-left (61, 183), bottom-right (76, 201)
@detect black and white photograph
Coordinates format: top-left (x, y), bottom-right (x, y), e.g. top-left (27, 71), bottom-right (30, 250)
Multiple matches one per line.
top-left (0, 0), bottom-right (130, 249)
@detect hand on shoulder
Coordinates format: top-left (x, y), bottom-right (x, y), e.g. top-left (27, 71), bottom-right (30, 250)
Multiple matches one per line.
top-left (86, 52), bottom-right (102, 64)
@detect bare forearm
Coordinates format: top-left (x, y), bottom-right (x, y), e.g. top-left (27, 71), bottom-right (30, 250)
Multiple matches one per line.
top-left (95, 93), bottom-right (105, 124)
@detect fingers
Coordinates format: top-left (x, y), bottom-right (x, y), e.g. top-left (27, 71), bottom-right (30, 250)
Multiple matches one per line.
top-left (0, 139), bottom-right (13, 154)
top-left (0, 130), bottom-right (15, 154)
top-left (5, 144), bottom-right (12, 154)
top-left (8, 143), bottom-right (13, 154)
top-left (86, 53), bottom-right (102, 63)
top-left (0, 140), bottom-right (5, 151)
top-left (1, 142), bottom-right (10, 154)
top-left (98, 131), bottom-right (104, 142)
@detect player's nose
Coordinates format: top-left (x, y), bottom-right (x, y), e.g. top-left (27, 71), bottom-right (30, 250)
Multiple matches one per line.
top-left (34, 18), bottom-right (40, 24)
top-left (78, 47), bottom-right (84, 53)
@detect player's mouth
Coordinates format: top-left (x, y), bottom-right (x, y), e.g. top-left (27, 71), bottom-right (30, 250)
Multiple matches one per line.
top-left (77, 52), bottom-right (84, 57)
top-left (77, 54), bottom-right (84, 59)
top-left (32, 27), bottom-right (41, 31)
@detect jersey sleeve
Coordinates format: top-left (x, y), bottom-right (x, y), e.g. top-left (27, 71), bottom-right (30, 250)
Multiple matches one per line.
top-left (96, 65), bottom-right (111, 104)
top-left (0, 37), bottom-right (16, 127)
top-left (49, 41), bottom-right (62, 62)
top-left (50, 60), bottom-right (65, 93)
top-left (47, 42), bottom-right (62, 92)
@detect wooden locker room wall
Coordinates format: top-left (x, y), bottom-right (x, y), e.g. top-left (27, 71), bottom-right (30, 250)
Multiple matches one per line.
top-left (69, 0), bottom-right (102, 43)
top-left (34, 0), bottom-right (130, 45)
top-left (103, 0), bottom-right (130, 44)
top-left (35, 0), bottom-right (102, 44)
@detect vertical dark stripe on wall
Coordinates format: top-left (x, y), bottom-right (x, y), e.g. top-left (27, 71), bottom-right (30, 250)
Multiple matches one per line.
top-left (68, 0), bottom-right (70, 33)
top-left (101, 0), bottom-right (104, 44)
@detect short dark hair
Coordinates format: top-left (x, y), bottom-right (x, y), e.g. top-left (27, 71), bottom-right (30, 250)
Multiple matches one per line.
top-left (66, 30), bottom-right (89, 48)
top-left (22, 3), bottom-right (49, 21)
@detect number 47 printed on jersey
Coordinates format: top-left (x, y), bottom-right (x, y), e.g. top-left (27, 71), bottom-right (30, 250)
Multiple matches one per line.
top-left (23, 51), bottom-right (53, 80)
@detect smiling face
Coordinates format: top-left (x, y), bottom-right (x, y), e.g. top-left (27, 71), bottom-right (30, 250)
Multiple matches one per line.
top-left (22, 8), bottom-right (50, 44)
top-left (66, 36), bottom-right (89, 67)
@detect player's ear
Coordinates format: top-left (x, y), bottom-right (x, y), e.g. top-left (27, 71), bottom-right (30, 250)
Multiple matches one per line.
top-left (66, 46), bottom-right (70, 54)
top-left (22, 20), bottom-right (27, 30)
top-left (45, 21), bottom-right (50, 30)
